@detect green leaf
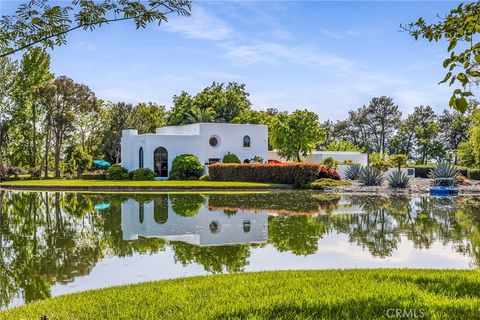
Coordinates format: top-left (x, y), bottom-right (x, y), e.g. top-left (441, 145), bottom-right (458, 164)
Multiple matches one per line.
top-left (462, 91), bottom-right (474, 97)
top-left (454, 88), bottom-right (462, 94)
top-left (448, 39), bottom-right (457, 51)
top-left (454, 97), bottom-right (468, 113)
top-left (475, 55), bottom-right (480, 64)
top-left (439, 72), bottom-right (452, 84)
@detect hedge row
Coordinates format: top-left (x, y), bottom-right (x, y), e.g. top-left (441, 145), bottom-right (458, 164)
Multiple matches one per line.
top-left (208, 163), bottom-right (320, 187)
top-left (468, 169), bottom-right (480, 180)
top-left (411, 165), bottom-right (469, 178)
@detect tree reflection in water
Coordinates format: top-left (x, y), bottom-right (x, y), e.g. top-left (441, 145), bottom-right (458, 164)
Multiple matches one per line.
top-left (1, 190), bottom-right (480, 308)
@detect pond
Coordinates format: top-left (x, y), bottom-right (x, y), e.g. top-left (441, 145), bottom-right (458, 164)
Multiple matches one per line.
top-left (1, 190), bottom-right (480, 309)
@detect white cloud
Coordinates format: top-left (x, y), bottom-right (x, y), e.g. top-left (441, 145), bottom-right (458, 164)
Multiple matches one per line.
top-left (164, 6), bottom-right (233, 41)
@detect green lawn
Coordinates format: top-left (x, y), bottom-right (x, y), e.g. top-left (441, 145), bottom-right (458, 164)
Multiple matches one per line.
top-left (0, 179), bottom-right (283, 189)
top-left (1, 270), bottom-right (480, 320)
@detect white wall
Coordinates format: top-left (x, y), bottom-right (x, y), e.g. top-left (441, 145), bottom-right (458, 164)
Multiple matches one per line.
top-left (121, 123), bottom-right (268, 178)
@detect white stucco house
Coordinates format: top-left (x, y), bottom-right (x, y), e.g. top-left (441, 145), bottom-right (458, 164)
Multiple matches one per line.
top-left (121, 123), bottom-right (268, 178)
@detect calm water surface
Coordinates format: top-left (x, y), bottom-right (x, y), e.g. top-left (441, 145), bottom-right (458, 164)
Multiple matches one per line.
top-left (1, 190), bottom-right (480, 309)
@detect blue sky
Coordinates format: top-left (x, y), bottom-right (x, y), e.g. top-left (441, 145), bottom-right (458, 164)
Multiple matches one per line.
top-left (2, 1), bottom-right (460, 120)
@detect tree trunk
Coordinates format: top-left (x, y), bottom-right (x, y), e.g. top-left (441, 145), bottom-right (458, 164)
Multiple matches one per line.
top-left (32, 103), bottom-right (37, 171)
top-left (54, 130), bottom-right (62, 178)
top-left (43, 124), bottom-right (51, 178)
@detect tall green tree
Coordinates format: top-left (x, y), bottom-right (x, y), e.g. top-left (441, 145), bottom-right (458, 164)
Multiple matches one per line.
top-left (129, 102), bottom-right (166, 134)
top-left (403, 2), bottom-right (480, 113)
top-left (36, 76), bottom-right (98, 177)
top-left (101, 102), bottom-right (134, 164)
top-left (271, 109), bottom-right (324, 162)
top-left (0, 57), bottom-right (18, 174)
top-left (0, 0), bottom-right (191, 57)
top-left (439, 108), bottom-right (471, 163)
top-left (13, 48), bottom-right (53, 170)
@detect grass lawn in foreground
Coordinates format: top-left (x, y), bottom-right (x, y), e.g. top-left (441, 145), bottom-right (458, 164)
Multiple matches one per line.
top-left (1, 270), bottom-right (479, 320)
top-left (0, 179), bottom-right (282, 189)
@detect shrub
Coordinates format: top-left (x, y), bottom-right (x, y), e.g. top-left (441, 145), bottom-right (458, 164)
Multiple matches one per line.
top-left (131, 168), bottom-right (155, 180)
top-left (309, 178), bottom-right (351, 190)
top-left (428, 162), bottom-right (460, 180)
top-left (169, 154), bottom-right (204, 180)
top-left (222, 152), bottom-right (241, 164)
top-left (318, 166), bottom-right (340, 180)
top-left (345, 164), bottom-right (362, 180)
top-left (412, 165), bottom-right (435, 178)
top-left (199, 174), bottom-right (210, 181)
top-left (389, 154), bottom-right (408, 170)
top-left (320, 157), bottom-right (339, 169)
top-left (360, 167), bottom-right (383, 186)
top-left (208, 162), bottom-right (319, 187)
top-left (81, 173), bottom-right (106, 180)
top-left (387, 170), bottom-right (410, 188)
top-left (252, 155), bottom-right (264, 163)
top-left (106, 164), bottom-right (129, 180)
top-left (371, 158), bottom-right (390, 172)
top-left (468, 169), bottom-right (480, 180)
top-left (5, 166), bottom-right (22, 177)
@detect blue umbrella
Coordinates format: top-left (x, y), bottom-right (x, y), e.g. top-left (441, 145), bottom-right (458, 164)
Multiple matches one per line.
top-left (94, 203), bottom-right (111, 211)
top-left (93, 160), bottom-right (111, 167)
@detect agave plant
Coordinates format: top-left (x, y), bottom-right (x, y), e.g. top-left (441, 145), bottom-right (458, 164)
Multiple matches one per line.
top-left (359, 167), bottom-right (384, 186)
top-left (345, 164), bottom-right (362, 180)
top-left (428, 162), bottom-right (460, 180)
top-left (387, 170), bottom-right (410, 188)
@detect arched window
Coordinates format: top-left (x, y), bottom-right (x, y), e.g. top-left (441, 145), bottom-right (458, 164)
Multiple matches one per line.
top-left (153, 147), bottom-right (168, 177)
top-left (154, 196), bottom-right (168, 224)
top-left (139, 147), bottom-right (144, 168)
top-left (139, 203), bottom-right (144, 224)
top-left (243, 220), bottom-right (251, 233)
top-left (243, 135), bottom-right (250, 148)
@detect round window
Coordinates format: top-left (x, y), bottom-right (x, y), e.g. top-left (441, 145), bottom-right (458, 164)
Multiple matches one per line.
top-left (209, 136), bottom-right (219, 147)
top-left (209, 221), bottom-right (220, 233)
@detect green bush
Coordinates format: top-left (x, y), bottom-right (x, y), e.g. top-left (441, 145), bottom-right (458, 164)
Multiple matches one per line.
top-left (319, 157), bottom-right (339, 169)
top-left (371, 158), bottom-right (390, 172)
top-left (468, 169), bottom-right (480, 180)
top-left (81, 173), bottom-right (106, 180)
top-left (412, 165), bottom-right (435, 178)
top-left (389, 154), bottom-right (407, 169)
top-left (308, 178), bottom-right (351, 190)
top-left (169, 154), bottom-right (204, 180)
top-left (222, 152), bottom-right (241, 164)
top-left (199, 174), bottom-right (210, 181)
top-left (208, 163), bottom-right (319, 188)
top-left (106, 164), bottom-right (129, 180)
top-left (131, 168), bottom-right (155, 180)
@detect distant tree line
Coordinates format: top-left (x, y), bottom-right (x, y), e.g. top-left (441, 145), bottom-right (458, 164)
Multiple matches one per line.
top-left (2, 48), bottom-right (480, 179)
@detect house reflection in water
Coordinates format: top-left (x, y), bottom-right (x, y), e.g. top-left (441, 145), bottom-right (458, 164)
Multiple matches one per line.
top-left (121, 195), bottom-right (268, 246)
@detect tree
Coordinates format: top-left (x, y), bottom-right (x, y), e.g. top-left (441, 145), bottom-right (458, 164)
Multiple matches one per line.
top-left (271, 109), bottom-right (324, 162)
top-left (101, 102), bottom-right (134, 164)
top-left (324, 140), bottom-right (363, 152)
top-left (0, 0), bottom-right (191, 57)
top-left (129, 102), bottom-right (166, 133)
top-left (411, 106), bottom-right (444, 164)
top-left (439, 108), bottom-right (471, 163)
top-left (167, 82), bottom-right (252, 125)
top-left (187, 106), bottom-right (216, 123)
top-left (365, 96), bottom-right (401, 154)
top-left (0, 57), bottom-right (17, 174)
top-left (36, 76), bottom-right (98, 177)
top-left (388, 117), bottom-right (417, 159)
top-left (458, 109), bottom-right (480, 167)
top-left (13, 48), bottom-right (53, 170)
top-left (66, 146), bottom-right (92, 178)
top-left (403, 2), bottom-right (480, 113)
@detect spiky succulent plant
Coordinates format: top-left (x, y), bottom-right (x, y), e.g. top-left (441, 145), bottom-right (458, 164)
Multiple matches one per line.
top-left (428, 162), bottom-right (460, 180)
top-left (345, 164), bottom-right (362, 180)
top-left (387, 170), bottom-right (410, 188)
top-left (359, 167), bottom-right (384, 186)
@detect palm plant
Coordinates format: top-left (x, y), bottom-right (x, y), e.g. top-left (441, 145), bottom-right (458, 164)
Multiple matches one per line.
top-left (345, 164), bottom-right (362, 180)
top-left (188, 106), bottom-right (216, 123)
top-left (428, 162), bottom-right (460, 180)
top-left (359, 167), bottom-right (384, 186)
top-left (387, 170), bottom-right (410, 188)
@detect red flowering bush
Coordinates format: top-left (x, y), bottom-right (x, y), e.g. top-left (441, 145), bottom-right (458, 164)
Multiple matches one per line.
top-left (208, 162), bottom-right (320, 187)
top-left (318, 166), bottom-right (340, 180)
